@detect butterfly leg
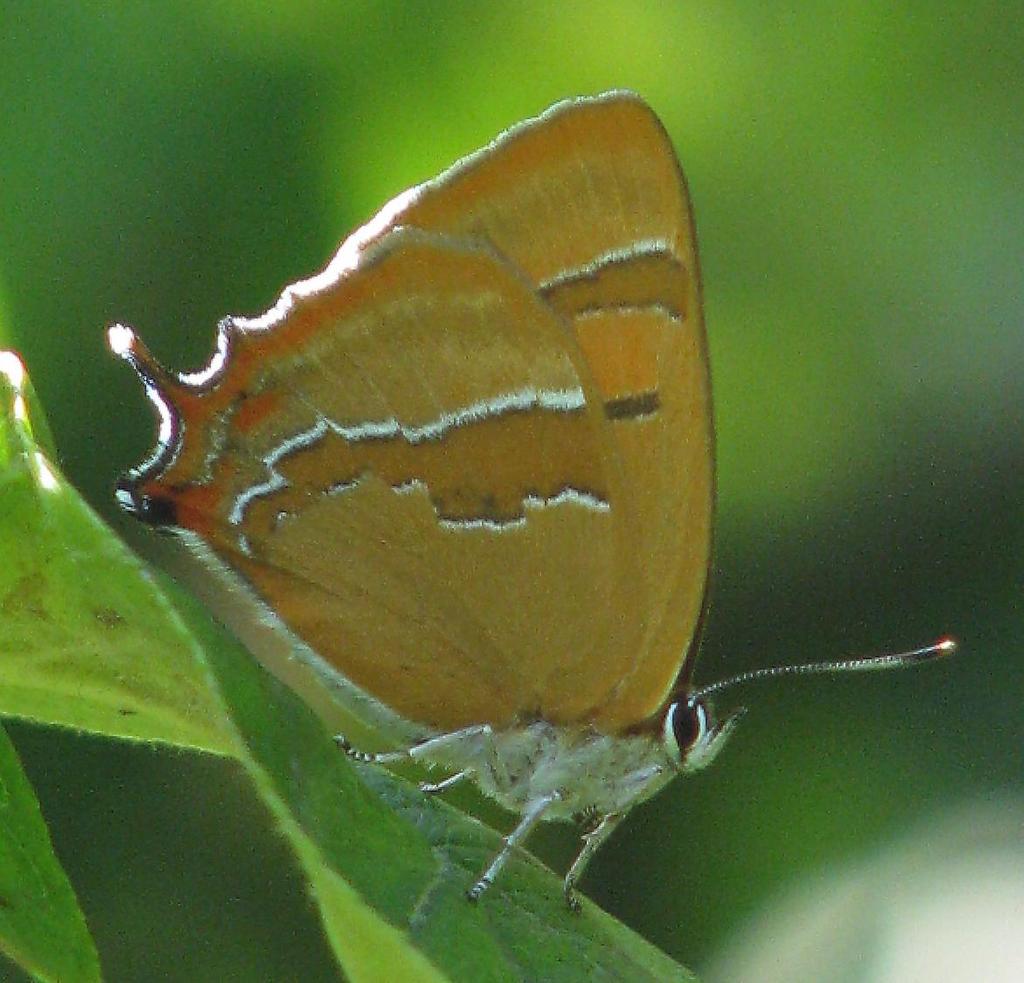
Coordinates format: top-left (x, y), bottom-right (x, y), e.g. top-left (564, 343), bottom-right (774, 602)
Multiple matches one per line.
top-left (334, 735), bottom-right (410, 765)
top-left (467, 790), bottom-right (562, 902)
top-left (563, 763), bottom-right (666, 911)
top-left (419, 769), bottom-right (472, 795)
top-left (336, 724), bottom-right (507, 788)
top-left (563, 812), bottom-right (626, 912)
top-left (406, 724), bottom-right (509, 788)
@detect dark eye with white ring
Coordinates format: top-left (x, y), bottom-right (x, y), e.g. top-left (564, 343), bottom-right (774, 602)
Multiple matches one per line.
top-left (663, 696), bottom-right (747, 773)
top-left (662, 697), bottom-right (710, 766)
top-left (676, 700), bottom-right (705, 751)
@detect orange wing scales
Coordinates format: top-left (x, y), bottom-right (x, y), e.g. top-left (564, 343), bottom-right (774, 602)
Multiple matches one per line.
top-left (113, 92), bottom-right (714, 734)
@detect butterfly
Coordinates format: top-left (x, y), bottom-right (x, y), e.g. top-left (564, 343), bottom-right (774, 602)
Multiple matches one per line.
top-left (110, 90), bottom-right (953, 908)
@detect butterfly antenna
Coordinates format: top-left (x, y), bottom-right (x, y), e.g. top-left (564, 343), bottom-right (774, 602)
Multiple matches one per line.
top-left (690, 637), bottom-right (957, 702)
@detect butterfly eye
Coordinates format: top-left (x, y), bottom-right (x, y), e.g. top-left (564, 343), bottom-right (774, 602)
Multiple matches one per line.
top-left (663, 698), bottom-right (708, 758)
top-left (663, 697), bottom-right (745, 773)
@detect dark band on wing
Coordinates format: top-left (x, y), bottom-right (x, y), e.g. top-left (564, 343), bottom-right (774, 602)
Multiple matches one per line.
top-left (603, 391), bottom-right (661, 421)
top-left (539, 246), bottom-right (688, 322)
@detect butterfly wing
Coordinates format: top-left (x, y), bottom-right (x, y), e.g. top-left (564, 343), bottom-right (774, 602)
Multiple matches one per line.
top-left (115, 92), bottom-right (713, 734)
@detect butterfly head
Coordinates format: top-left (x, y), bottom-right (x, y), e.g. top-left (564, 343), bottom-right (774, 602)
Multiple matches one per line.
top-left (660, 636), bottom-right (957, 774)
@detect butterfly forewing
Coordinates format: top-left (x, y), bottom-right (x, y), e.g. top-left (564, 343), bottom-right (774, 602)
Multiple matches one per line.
top-left (359, 92), bottom-right (714, 727)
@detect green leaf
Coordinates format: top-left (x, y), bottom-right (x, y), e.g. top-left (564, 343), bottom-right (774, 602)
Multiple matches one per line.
top-left (0, 723), bottom-right (101, 983)
top-left (1, 351), bottom-right (695, 980)
top-left (181, 588), bottom-right (696, 981)
top-left (0, 351), bottom-right (236, 755)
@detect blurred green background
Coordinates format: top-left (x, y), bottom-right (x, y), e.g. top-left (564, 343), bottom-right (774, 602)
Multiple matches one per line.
top-left (1, 2), bottom-right (1021, 980)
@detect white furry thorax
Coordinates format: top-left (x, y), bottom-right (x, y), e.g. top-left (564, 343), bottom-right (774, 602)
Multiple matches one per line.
top-left (416, 720), bottom-right (677, 820)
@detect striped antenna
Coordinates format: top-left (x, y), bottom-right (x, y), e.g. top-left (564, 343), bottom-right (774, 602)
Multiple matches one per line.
top-left (691, 637), bottom-right (957, 702)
